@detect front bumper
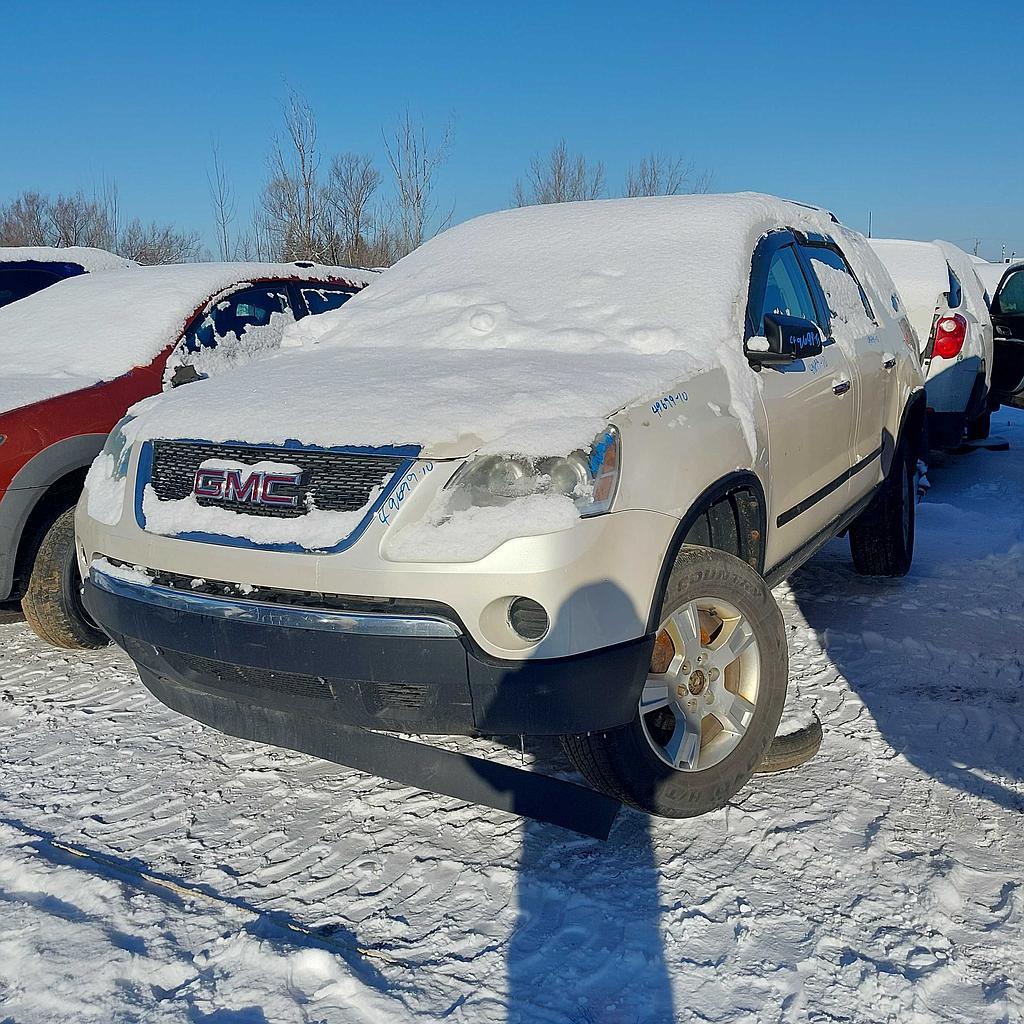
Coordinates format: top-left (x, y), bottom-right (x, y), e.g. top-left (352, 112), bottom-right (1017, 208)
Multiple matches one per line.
top-left (84, 567), bottom-right (653, 737)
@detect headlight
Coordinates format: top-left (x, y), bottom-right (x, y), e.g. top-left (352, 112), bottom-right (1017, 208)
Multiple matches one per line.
top-left (447, 426), bottom-right (620, 516)
top-left (102, 415), bottom-right (136, 481)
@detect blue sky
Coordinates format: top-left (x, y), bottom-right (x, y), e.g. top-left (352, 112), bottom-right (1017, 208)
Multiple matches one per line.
top-left (4, 1), bottom-right (1022, 259)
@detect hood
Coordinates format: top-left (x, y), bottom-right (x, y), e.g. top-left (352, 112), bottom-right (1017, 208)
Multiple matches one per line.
top-left (128, 193), bottom-right (881, 459)
top-left (128, 340), bottom-right (712, 460)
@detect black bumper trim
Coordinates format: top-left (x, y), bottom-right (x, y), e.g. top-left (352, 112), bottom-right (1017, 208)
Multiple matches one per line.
top-left (84, 577), bottom-right (653, 737)
top-left (141, 669), bottom-right (621, 840)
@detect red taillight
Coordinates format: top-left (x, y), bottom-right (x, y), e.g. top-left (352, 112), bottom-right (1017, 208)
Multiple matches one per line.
top-left (932, 313), bottom-right (967, 359)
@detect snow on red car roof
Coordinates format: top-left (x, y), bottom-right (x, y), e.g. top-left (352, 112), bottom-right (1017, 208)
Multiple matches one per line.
top-left (0, 261), bottom-right (376, 413)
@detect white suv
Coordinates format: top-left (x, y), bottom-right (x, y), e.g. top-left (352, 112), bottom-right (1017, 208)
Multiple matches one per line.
top-left (77, 194), bottom-right (925, 819)
top-left (869, 239), bottom-right (994, 446)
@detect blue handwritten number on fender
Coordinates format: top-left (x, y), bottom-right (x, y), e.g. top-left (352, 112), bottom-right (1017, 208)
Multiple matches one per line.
top-left (378, 462), bottom-right (434, 525)
top-left (652, 391), bottom-right (688, 417)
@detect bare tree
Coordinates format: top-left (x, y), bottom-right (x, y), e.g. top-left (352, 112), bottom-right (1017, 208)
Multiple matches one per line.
top-left (258, 89), bottom-right (330, 262)
top-left (512, 140), bottom-right (605, 207)
top-left (207, 141), bottom-right (236, 261)
top-left (383, 108), bottom-right (454, 256)
top-left (624, 153), bottom-right (712, 197)
top-left (0, 191), bottom-right (50, 246)
top-left (325, 152), bottom-right (381, 265)
top-left (117, 219), bottom-right (200, 263)
top-left (48, 193), bottom-right (99, 246)
top-left (0, 185), bottom-right (199, 263)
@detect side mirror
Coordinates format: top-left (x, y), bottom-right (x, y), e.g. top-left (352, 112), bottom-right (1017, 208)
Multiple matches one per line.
top-left (746, 313), bottom-right (825, 366)
top-left (168, 363), bottom-right (204, 389)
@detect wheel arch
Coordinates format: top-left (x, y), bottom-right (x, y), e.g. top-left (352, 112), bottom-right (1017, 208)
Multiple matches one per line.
top-left (645, 471), bottom-right (768, 633)
top-left (890, 388), bottom-right (928, 476)
top-left (1, 434), bottom-right (105, 600)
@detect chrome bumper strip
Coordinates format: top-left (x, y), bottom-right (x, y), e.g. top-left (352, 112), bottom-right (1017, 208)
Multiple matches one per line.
top-left (88, 565), bottom-right (462, 639)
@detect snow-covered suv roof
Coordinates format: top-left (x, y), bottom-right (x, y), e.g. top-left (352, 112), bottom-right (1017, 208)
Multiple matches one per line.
top-left (0, 245), bottom-right (137, 271)
top-left (128, 193), bottom-right (895, 458)
top-left (870, 238), bottom-right (992, 345)
top-left (1, 261), bottom-right (376, 414)
top-left (868, 239), bottom-right (953, 342)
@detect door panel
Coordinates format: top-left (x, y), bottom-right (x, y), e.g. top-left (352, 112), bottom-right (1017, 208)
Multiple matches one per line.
top-left (753, 243), bottom-right (857, 558)
top-left (802, 245), bottom-right (887, 502)
top-left (992, 270), bottom-right (1024, 403)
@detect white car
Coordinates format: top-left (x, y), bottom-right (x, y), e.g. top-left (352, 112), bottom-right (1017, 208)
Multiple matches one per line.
top-left (77, 194), bottom-right (925, 821)
top-left (870, 239), bottom-right (994, 445)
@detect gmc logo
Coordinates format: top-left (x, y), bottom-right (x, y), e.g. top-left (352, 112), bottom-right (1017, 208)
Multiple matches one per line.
top-left (193, 468), bottom-right (302, 508)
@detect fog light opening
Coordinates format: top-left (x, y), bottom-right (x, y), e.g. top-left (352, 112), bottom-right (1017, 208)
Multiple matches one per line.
top-left (508, 597), bottom-right (549, 643)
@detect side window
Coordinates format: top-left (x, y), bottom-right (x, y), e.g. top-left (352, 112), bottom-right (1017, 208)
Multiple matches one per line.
top-left (946, 264), bottom-right (962, 309)
top-left (166, 284), bottom-right (296, 387)
top-left (181, 285), bottom-right (292, 353)
top-left (803, 245), bottom-right (875, 324)
top-left (299, 284), bottom-right (356, 316)
top-left (761, 246), bottom-right (819, 328)
top-left (995, 270), bottom-right (1024, 314)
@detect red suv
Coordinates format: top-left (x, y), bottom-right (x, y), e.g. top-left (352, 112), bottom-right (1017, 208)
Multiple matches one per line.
top-left (0, 261), bottom-right (374, 646)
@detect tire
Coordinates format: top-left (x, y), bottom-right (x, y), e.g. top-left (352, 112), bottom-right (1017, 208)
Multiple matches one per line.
top-left (848, 436), bottom-right (915, 577)
top-left (21, 507), bottom-right (109, 650)
top-left (562, 545), bottom-right (788, 818)
top-left (966, 409), bottom-right (991, 442)
top-left (756, 713), bottom-right (823, 774)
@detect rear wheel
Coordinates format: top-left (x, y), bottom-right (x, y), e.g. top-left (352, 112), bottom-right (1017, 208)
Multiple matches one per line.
top-left (21, 508), bottom-right (108, 650)
top-left (848, 437), bottom-right (915, 577)
top-left (562, 546), bottom-right (788, 817)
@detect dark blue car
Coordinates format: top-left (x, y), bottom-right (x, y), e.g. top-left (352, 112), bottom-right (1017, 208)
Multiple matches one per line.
top-left (0, 246), bottom-right (135, 308)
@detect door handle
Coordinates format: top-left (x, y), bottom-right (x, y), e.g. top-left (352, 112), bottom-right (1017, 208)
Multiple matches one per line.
top-left (832, 379), bottom-right (852, 396)
top-left (883, 353), bottom-right (896, 370)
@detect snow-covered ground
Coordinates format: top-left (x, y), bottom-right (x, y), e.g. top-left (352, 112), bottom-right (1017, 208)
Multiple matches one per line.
top-left (2, 412), bottom-right (1024, 1023)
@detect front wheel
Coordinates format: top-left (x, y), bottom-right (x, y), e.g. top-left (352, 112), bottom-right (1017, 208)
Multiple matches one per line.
top-left (562, 546), bottom-right (788, 817)
top-left (22, 507), bottom-right (109, 650)
top-left (848, 437), bottom-right (915, 577)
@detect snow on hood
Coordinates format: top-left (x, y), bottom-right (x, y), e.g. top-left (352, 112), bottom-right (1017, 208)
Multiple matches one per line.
top-left (0, 261), bottom-right (375, 414)
top-left (0, 245), bottom-right (137, 271)
top-left (130, 194), bottom-right (875, 459)
top-left (868, 239), bottom-right (950, 346)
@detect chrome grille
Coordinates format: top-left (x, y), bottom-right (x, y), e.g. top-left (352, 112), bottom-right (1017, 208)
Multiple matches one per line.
top-left (149, 440), bottom-right (406, 519)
